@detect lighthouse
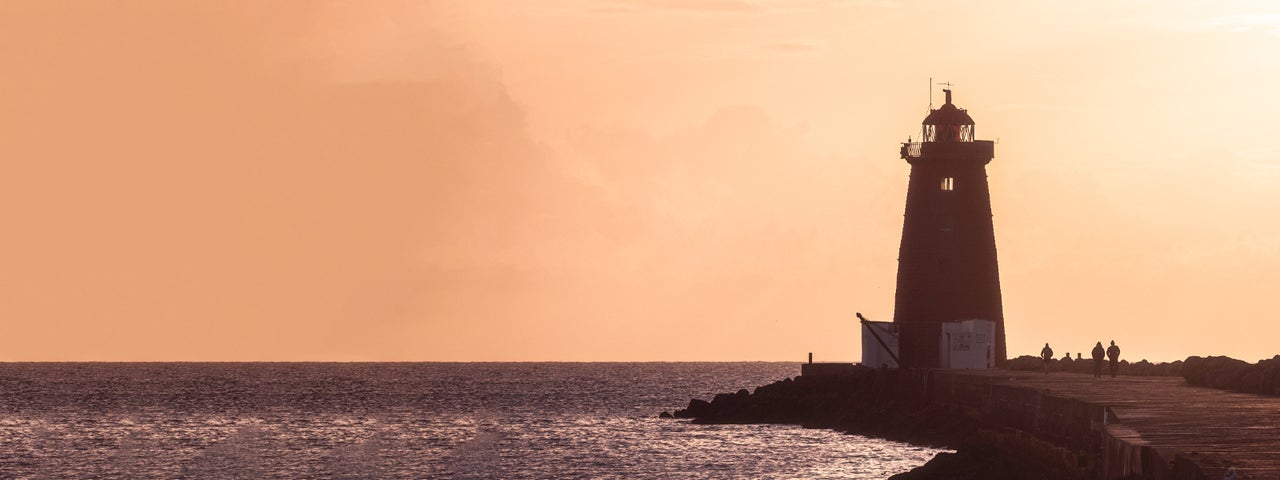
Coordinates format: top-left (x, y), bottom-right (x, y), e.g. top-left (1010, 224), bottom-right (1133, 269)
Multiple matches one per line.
top-left (890, 89), bottom-right (1006, 369)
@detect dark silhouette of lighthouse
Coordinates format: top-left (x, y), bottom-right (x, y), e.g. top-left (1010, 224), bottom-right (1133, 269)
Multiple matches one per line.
top-left (893, 89), bottom-right (1005, 368)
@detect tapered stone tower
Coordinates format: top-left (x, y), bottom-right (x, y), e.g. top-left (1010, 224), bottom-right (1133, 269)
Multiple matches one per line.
top-left (893, 89), bottom-right (1005, 368)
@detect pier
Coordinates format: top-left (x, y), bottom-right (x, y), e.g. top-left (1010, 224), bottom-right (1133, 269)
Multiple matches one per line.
top-left (675, 366), bottom-right (1280, 479)
top-left (929, 369), bottom-right (1280, 479)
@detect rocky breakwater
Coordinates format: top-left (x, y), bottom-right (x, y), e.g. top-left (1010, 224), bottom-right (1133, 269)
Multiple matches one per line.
top-left (1005, 352), bottom-right (1280, 397)
top-left (1182, 355), bottom-right (1280, 395)
top-left (664, 367), bottom-right (1025, 479)
top-left (1004, 354), bottom-right (1184, 377)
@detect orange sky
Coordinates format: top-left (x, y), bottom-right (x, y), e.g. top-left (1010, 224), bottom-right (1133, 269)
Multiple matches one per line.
top-left (3, 1), bottom-right (1279, 362)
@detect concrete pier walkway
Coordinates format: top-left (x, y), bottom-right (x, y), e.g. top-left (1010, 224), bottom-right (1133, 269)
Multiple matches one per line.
top-left (949, 369), bottom-right (1279, 479)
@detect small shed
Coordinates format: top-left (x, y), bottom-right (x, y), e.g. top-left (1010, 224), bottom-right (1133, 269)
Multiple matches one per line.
top-left (938, 319), bottom-right (996, 369)
top-left (860, 320), bottom-right (900, 369)
top-left (860, 318), bottom-right (996, 369)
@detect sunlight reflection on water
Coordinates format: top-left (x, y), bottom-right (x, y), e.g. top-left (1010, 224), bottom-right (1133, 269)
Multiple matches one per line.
top-left (0, 363), bottom-right (946, 478)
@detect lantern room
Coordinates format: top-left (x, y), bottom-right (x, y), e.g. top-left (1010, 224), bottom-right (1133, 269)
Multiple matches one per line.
top-left (921, 89), bottom-right (974, 143)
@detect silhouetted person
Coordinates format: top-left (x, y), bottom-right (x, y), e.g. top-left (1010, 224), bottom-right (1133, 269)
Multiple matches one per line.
top-left (1076, 353), bottom-right (1082, 360)
top-left (1040, 343), bottom-right (1054, 375)
top-left (1091, 342), bottom-right (1105, 379)
top-left (1060, 352), bottom-right (1071, 362)
top-left (1107, 340), bottom-right (1121, 378)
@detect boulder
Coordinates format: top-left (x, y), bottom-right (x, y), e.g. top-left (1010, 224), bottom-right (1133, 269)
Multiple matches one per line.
top-left (673, 398), bottom-right (712, 419)
top-left (1182, 356), bottom-right (1250, 390)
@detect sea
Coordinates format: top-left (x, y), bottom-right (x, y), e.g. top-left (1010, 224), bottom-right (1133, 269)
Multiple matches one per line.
top-left (0, 362), bottom-right (945, 479)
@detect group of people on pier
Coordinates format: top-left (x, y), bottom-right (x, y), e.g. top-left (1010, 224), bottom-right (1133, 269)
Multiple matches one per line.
top-left (1039, 341), bottom-right (1121, 378)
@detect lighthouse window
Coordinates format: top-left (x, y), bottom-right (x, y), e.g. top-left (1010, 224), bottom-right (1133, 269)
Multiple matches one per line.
top-left (940, 215), bottom-right (954, 232)
top-left (940, 177), bottom-right (954, 191)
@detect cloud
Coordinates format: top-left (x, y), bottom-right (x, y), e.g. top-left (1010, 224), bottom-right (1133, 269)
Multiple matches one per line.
top-left (587, 0), bottom-right (899, 15)
top-left (0, 1), bottom-right (877, 361)
top-left (986, 103), bottom-right (1099, 114)
top-left (589, 0), bottom-right (762, 14)
top-left (544, 105), bottom-right (905, 360)
top-left (1197, 13), bottom-right (1280, 35)
top-left (0, 2), bottom-right (618, 360)
top-left (1138, 12), bottom-right (1280, 36)
top-left (759, 39), bottom-right (826, 55)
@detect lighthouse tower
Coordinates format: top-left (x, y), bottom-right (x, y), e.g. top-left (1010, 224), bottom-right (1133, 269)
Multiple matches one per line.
top-left (892, 89), bottom-right (1005, 368)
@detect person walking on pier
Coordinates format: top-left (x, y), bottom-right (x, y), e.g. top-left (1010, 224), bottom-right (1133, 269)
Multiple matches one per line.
top-left (1091, 342), bottom-right (1105, 379)
top-left (1040, 343), bottom-right (1054, 375)
top-left (1107, 341), bottom-right (1121, 378)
